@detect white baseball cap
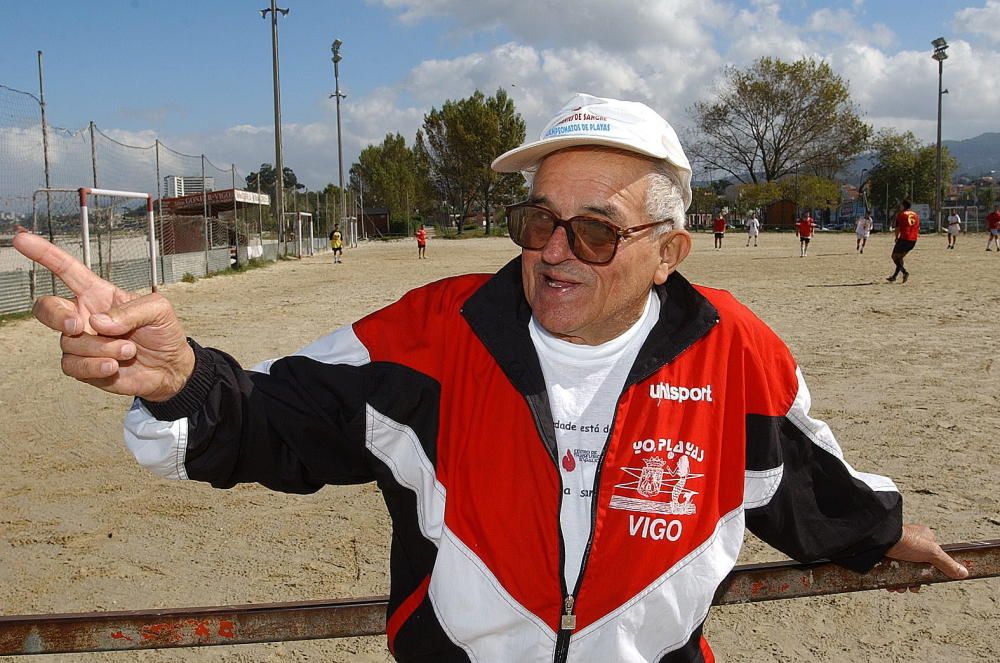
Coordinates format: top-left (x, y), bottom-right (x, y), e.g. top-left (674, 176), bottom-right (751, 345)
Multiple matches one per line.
top-left (491, 93), bottom-right (692, 209)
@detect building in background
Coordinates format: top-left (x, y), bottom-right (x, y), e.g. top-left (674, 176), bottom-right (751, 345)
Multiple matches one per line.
top-left (164, 176), bottom-right (215, 198)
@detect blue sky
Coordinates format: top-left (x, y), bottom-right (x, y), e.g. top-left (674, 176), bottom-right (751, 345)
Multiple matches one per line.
top-left (4, 0), bottom-right (1000, 190)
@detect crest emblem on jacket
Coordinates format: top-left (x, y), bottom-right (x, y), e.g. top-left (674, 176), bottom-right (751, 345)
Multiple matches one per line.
top-left (611, 447), bottom-right (702, 516)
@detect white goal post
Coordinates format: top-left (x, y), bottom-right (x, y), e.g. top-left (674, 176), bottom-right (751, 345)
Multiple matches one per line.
top-left (79, 188), bottom-right (158, 286)
top-left (32, 187), bottom-right (159, 294)
top-left (282, 211), bottom-right (314, 258)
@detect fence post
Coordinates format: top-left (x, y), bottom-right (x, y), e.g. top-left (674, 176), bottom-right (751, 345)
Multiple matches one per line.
top-left (202, 155), bottom-right (209, 276)
top-left (232, 164), bottom-right (240, 267)
top-left (256, 175), bottom-right (264, 256)
top-left (36, 51), bottom-right (58, 295)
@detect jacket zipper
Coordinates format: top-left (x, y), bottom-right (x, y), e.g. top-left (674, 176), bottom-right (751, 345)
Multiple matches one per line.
top-left (553, 594), bottom-right (576, 662)
top-left (552, 402), bottom-right (623, 663)
top-left (551, 355), bottom-right (670, 663)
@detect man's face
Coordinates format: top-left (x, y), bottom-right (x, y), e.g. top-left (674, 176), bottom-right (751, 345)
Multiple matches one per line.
top-left (520, 147), bottom-right (688, 345)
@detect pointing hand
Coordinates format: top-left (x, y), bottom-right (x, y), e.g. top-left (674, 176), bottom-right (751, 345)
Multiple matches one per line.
top-left (13, 229), bottom-right (194, 402)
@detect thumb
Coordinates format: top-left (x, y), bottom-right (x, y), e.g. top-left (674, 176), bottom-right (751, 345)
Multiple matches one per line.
top-left (931, 548), bottom-right (969, 580)
top-left (90, 293), bottom-right (175, 337)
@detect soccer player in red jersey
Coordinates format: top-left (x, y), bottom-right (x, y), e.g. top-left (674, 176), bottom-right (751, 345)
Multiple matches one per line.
top-left (887, 199), bottom-right (919, 283)
top-left (986, 207), bottom-right (1000, 251)
top-left (712, 214), bottom-right (726, 249)
top-left (796, 213), bottom-right (815, 257)
top-left (416, 224), bottom-right (428, 259)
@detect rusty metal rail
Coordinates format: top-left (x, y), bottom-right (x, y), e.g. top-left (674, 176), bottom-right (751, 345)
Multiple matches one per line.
top-left (2, 540), bottom-right (997, 656)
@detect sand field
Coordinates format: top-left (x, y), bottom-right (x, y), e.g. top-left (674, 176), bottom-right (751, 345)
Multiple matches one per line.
top-left (1, 230), bottom-right (997, 661)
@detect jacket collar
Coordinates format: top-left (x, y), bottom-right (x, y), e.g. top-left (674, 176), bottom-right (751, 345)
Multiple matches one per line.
top-left (460, 257), bottom-right (719, 396)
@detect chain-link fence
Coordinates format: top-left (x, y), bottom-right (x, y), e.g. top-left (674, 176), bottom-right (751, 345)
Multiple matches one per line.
top-left (1, 81), bottom-right (336, 315)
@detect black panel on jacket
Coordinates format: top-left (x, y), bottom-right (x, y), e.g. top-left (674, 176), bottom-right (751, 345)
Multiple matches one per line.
top-left (391, 594), bottom-right (472, 663)
top-left (181, 352), bottom-right (442, 495)
top-left (744, 414), bottom-right (902, 572)
top-left (657, 624), bottom-right (708, 663)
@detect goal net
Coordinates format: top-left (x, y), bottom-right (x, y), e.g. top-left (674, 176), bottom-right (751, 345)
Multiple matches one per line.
top-left (30, 187), bottom-right (157, 299)
top-left (283, 211), bottom-right (315, 258)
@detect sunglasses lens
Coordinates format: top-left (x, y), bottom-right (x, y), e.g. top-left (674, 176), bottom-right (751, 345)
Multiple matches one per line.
top-left (509, 206), bottom-right (554, 249)
top-left (507, 205), bottom-right (618, 264)
top-left (569, 218), bottom-right (617, 264)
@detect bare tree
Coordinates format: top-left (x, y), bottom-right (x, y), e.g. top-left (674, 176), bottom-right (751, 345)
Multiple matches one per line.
top-left (689, 57), bottom-right (871, 184)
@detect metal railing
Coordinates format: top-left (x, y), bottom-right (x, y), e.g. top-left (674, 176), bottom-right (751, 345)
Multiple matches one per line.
top-left (1, 540), bottom-right (996, 656)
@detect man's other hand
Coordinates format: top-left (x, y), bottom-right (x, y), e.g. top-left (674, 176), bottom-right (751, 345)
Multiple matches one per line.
top-left (885, 523), bottom-right (969, 592)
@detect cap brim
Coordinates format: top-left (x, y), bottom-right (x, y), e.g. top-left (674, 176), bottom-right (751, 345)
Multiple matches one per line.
top-left (491, 135), bottom-right (668, 173)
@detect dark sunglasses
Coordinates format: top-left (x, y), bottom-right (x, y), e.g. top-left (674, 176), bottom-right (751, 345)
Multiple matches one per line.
top-left (505, 202), bottom-right (672, 265)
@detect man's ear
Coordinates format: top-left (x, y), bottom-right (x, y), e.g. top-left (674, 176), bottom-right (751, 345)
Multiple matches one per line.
top-left (653, 230), bottom-right (692, 285)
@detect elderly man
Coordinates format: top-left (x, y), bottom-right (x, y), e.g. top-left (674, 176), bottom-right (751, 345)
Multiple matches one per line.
top-left (14, 94), bottom-right (965, 663)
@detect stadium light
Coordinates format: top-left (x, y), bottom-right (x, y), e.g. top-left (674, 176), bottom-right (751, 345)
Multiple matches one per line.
top-left (330, 39), bottom-right (347, 244)
top-left (933, 37), bottom-right (949, 234)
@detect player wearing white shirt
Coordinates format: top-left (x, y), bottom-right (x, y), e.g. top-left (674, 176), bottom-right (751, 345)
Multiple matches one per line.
top-left (745, 213), bottom-right (761, 247)
top-left (946, 211), bottom-right (961, 250)
top-left (855, 211), bottom-right (874, 254)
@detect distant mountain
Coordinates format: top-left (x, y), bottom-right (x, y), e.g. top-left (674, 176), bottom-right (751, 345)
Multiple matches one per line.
top-left (693, 133), bottom-right (1000, 188)
top-left (942, 133), bottom-right (1000, 178)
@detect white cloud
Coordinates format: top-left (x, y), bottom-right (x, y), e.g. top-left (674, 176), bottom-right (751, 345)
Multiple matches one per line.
top-left (377, 0), bottom-right (731, 52)
top-left (954, 1), bottom-right (1000, 40)
top-left (807, 7), bottom-right (858, 34)
top-left (27, 0), bottom-right (999, 194)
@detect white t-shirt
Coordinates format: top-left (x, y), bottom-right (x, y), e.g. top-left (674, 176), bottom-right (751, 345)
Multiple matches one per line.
top-left (529, 291), bottom-right (660, 592)
top-left (947, 213), bottom-right (962, 234)
top-left (747, 218), bottom-right (760, 234)
top-left (856, 216), bottom-right (873, 235)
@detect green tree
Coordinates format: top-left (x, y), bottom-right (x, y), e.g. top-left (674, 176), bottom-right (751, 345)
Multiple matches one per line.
top-left (867, 130), bottom-right (957, 221)
top-left (414, 89), bottom-right (526, 234)
top-left (737, 181), bottom-right (782, 212)
top-left (779, 175), bottom-right (839, 213)
top-left (690, 57), bottom-right (871, 183)
top-left (690, 186), bottom-right (719, 215)
top-left (245, 163), bottom-right (304, 200)
top-left (348, 133), bottom-right (428, 234)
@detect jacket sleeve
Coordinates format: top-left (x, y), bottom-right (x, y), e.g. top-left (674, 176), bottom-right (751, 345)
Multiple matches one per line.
top-left (123, 324), bottom-right (379, 494)
top-left (740, 317), bottom-right (903, 573)
top-left (122, 274), bottom-right (473, 494)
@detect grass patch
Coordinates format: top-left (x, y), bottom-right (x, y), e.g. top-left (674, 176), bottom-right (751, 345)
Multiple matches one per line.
top-left (0, 310), bottom-right (34, 326)
top-left (181, 272), bottom-right (197, 283)
top-left (436, 226), bottom-right (509, 240)
top-left (212, 258), bottom-right (271, 277)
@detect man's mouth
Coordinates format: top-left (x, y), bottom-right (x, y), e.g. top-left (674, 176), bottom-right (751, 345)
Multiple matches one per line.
top-left (543, 274), bottom-right (580, 289)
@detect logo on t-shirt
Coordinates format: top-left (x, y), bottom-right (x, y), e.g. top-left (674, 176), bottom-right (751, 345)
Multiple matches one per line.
top-left (562, 449), bottom-right (576, 472)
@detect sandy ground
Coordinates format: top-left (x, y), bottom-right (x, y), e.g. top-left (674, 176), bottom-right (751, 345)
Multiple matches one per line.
top-left (1, 230), bottom-right (998, 662)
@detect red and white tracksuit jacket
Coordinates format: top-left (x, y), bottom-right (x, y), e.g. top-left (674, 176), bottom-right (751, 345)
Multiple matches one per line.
top-left (125, 258), bottom-right (902, 663)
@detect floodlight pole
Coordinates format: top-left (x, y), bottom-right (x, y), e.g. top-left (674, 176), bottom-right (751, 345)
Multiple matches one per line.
top-left (858, 168), bottom-right (868, 212)
top-left (331, 40), bottom-right (347, 242)
top-left (932, 37), bottom-right (949, 234)
top-left (261, 0), bottom-right (289, 252)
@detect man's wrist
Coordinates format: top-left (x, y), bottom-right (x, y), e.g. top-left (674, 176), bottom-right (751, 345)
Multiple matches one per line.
top-left (143, 339), bottom-right (216, 421)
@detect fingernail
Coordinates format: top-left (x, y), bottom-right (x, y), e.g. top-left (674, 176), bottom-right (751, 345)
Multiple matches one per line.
top-left (120, 343), bottom-right (136, 359)
top-left (101, 361), bottom-right (116, 375)
top-left (959, 564), bottom-right (969, 577)
top-left (65, 319), bottom-right (78, 334)
top-left (92, 314), bottom-right (112, 326)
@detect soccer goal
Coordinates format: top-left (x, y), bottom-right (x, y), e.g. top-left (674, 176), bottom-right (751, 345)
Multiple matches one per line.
top-left (31, 187), bottom-right (158, 298)
top-left (282, 211), bottom-right (315, 258)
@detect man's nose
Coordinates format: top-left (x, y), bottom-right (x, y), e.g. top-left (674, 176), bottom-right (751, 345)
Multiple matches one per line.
top-left (540, 224), bottom-right (575, 263)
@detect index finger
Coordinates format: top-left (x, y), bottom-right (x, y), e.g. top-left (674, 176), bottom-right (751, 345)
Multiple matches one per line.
top-left (12, 229), bottom-right (102, 295)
